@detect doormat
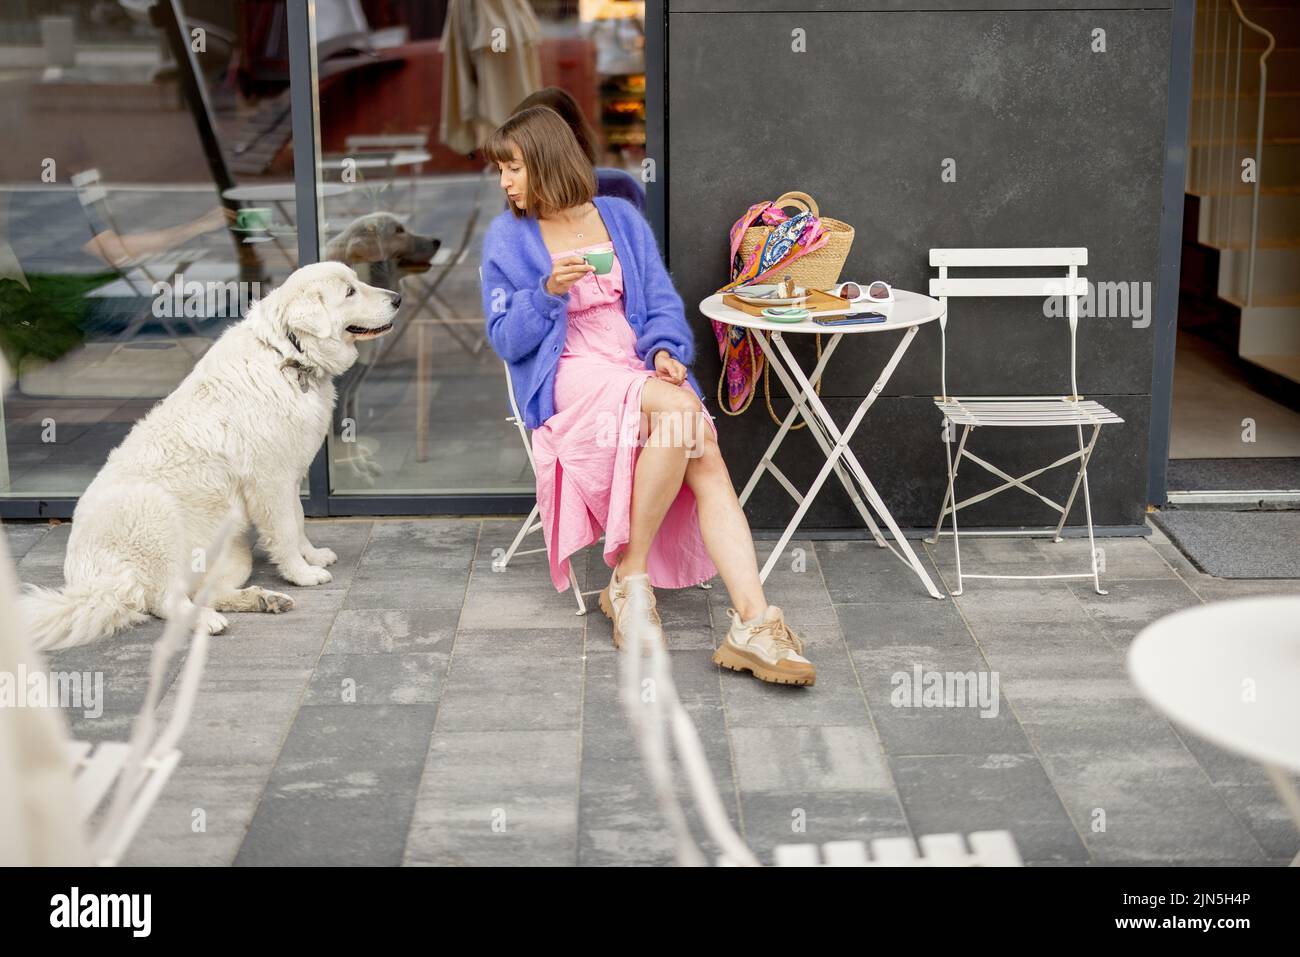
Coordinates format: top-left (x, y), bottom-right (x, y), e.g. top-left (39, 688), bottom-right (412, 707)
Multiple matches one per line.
top-left (1168, 458), bottom-right (1300, 492)
top-left (1151, 509), bottom-right (1300, 579)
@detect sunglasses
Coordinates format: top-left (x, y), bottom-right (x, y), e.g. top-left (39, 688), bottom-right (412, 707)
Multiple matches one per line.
top-left (835, 280), bottom-right (894, 303)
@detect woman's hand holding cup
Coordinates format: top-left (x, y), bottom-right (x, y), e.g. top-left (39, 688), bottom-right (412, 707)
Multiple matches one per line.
top-left (545, 256), bottom-right (594, 296)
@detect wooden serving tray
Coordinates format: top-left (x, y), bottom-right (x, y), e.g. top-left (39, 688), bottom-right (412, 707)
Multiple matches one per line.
top-left (721, 287), bottom-right (851, 317)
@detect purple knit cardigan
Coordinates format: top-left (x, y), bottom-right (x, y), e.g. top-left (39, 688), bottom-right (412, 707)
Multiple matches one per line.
top-left (480, 194), bottom-right (702, 430)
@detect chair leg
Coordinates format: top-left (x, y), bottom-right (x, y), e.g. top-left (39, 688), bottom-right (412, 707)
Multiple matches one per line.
top-left (1075, 424), bottom-right (1107, 596)
top-left (943, 423), bottom-right (966, 596)
top-left (569, 560), bottom-right (587, 615)
top-left (1053, 424), bottom-right (1100, 542)
top-left (495, 503), bottom-right (540, 571)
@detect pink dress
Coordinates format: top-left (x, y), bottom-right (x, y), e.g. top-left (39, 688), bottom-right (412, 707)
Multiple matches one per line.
top-left (530, 242), bottom-right (720, 593)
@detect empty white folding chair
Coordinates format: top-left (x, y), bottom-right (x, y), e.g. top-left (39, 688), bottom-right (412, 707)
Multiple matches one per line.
top-left (925, 248), bottom-right (1123, 596)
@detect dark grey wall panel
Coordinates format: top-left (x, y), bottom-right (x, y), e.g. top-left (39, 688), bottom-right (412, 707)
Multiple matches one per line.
top-left (668, 8), bottom-right (1172, 529)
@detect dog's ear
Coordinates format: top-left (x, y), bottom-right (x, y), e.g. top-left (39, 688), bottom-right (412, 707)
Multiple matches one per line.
top-left (278, 287), bottom-right (332, 341)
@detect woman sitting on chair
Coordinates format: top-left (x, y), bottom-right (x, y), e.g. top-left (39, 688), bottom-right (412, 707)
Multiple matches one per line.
top-left (479, 106), bottom-right (815, 686)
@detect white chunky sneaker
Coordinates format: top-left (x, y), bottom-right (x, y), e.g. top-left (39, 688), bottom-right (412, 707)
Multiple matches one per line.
top-left (713, 605), bottom-right (815, 686)
top-left (598, 566), bottom-right (667, 654)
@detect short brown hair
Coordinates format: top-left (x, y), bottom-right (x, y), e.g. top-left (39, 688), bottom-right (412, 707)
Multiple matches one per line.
top-left (513, 87), bottom-right (599, 165)
top-left (483, 106), bottom-right (596, 219)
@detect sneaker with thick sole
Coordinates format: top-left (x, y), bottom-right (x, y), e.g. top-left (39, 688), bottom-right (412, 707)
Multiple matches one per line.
top-left (713, 605), bottom-right (815, 685)
top-left (598, 567), bottom-right (667, 654)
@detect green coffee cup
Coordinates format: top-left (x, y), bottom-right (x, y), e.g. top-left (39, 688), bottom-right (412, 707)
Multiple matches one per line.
top-left (236, 207), bottom-right (272, 231)
top-left (583, 249), bottom-right (614, 275)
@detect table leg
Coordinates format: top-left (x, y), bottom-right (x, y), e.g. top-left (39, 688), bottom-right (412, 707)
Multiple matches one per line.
top-left (769, 327), bottom-right (945, 600)
top-left (753, 331), bottom-right (889, 549)
top-left (737, 331), bottom-right (845, 506)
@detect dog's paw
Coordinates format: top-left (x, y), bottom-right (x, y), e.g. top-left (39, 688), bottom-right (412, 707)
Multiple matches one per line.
top-left (258, 590), bottom-right (295, 613)
top-left (197, 608), bottom-right (229, 635)
top-left (282, 564), bottom-right (333, 587)
top-left (303, 546), bottom-right (338, 567)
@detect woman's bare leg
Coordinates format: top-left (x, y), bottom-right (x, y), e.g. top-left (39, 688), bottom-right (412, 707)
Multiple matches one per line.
top-left (616, 378), bottom-right (697, 576)
top-left (682, 424), bottom-right (768, 623)
top-left (617, 378), bottom-right (769, 622)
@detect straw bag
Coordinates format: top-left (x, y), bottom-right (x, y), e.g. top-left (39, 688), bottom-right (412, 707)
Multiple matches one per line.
top-left (715, 190), bottom-right (851, 428)
top-left (736, 191), bottom-right (854, 290)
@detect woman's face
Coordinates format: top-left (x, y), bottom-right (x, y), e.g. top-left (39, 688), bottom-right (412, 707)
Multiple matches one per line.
top-left (497, 145), bottom-right (528, 211)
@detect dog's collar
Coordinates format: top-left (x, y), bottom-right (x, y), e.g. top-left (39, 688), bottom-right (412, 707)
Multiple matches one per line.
top-left (279, 330), bottom-right (319, 393)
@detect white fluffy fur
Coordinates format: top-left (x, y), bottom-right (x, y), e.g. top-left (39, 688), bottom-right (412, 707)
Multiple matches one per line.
top-left (21, 261), bottom-right (400, 651)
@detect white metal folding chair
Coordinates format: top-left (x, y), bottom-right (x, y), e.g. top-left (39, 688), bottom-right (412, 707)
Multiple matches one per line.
top-left (764, 830), bottom-right (1024, 867)
top-left (494, 360), bottom-right (597, 614)
top-left (924, 248), bottom-right (1124, 596)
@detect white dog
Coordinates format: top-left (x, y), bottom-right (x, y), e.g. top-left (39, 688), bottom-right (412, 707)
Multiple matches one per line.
top-left (20, 261), bottom-right (399, 650)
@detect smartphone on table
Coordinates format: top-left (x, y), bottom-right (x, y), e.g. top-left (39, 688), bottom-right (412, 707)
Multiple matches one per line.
top-left (812, 311), bottom-right (887, 326)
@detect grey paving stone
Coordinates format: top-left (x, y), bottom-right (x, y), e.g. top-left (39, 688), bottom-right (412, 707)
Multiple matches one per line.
top-left (1176, 574), bottom-right (1300, 603)
top-left (925, 536), bottom-right (1053, 580)
top-left (236, 792), bottom-right (412, 866)
top-left (342, 566), bottom-right (470, 610)
top-left (890, 753), bottom-right (1089, 863)
top-left (324, 607), bottom-right (460, 655)
top-left (405, 729), bottom-right (579, 866)
top-left (577, 760), bottom-right (740, 866)
top-left (154, 676), bottom-right (307, 767)
top-left (1214, 784), bottom-right (1300, 861)
top-left (582, 649), bottom-right (724, 727)
top-left (1065, 578), bottom-right (1202, 648)
top-left (730, 725), bottom-right (891, 793)
top-left (740, 789), bottom-right (912, 864)
top-left (718, 650), bottom-right (869, 728)
top-left (434, 653), bottom-right (582, 731)
top-left (1038, 750), bottom-right (1266, 863)
top-left (256, 703), bottom-right (437, 800)
top-left (832, 599), bottom-right (973, 650)
top-left (13, 521), bottom-right (70, 571)
top-left (1, 520), bottom-right (51, 561)
top-left (1171, 726), bottom-right (1276, 787)
top-left (304, 653), bottom-right (446, 706)
top-left (952, 580), bottom-right (1091, 627)
top-left (358, 519), bottom-right (478, 570)
top-left (1036, 536), bottom-right (1177, 581)
top-left (121, 763), bottom-right (268, 867)
top-left (850, 646), bottom-right (1031, 756)
top-left (451, 625), bottom-right (583, 657)
top-left (970, 623), bottom-right (1126, 679)
top-left (817, 539), bottom-right (946, 605)
top-left (1013, 694), bottom-right (1193, 756)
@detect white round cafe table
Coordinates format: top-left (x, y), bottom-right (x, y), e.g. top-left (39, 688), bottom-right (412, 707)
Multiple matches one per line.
top-left (1128, 596), bottom-right (1300, 865)
top-left (700, 289), bottom-right (945, 599)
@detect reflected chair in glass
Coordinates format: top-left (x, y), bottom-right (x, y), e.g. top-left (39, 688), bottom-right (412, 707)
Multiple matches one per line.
top-left (71, 168), bottom-right (211, 359)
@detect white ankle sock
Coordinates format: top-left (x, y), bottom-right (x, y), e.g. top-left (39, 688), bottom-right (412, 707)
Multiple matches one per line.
top-left (741, 606), bottom-right (770, 628)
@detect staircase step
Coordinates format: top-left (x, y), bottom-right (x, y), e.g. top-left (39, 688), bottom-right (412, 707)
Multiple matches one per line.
top-left (1197, 191), bottom-right (1300, 245)
top-left (1237, 304), bottom-right (1300, 374)
top-left (1217, 246), bottom-right (1300, 301)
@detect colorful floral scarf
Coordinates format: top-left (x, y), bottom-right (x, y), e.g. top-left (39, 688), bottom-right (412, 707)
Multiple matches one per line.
top-left (712, 200), bottom-right (829, 413)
